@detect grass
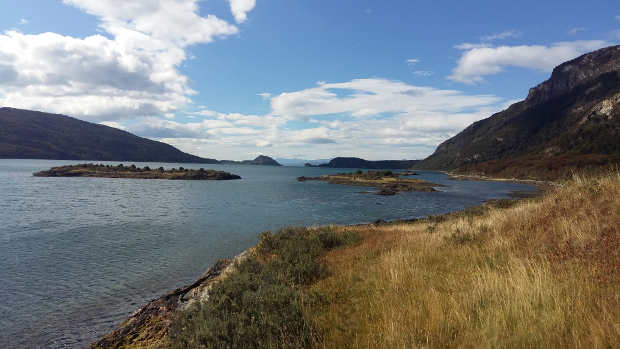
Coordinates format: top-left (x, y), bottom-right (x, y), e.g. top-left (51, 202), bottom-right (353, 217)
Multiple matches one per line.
top-left (309, 170), bottom-right (619, 348)
top-left (166, 170), bottom-right (619, 348)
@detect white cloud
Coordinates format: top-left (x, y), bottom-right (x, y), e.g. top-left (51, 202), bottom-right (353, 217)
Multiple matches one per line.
top-left (100, 121), bottom-right (126, 130)
top-left (270, 78), bottom-right (501, 120)
top-left (406, 58), bottom-right (419, 65)
top-left (413, 70), bottom-right (434, 76)
top-left (568, 27), bottom-right (588, 35)
top-left (453, 43), bottom-right (490, 50)
top-left (19, 19), bottom-right (28, 25)
top-left (449, 40), bottom-right (610, 84)
top-left (0, 0), bottom-right (246, 122)
top-left (257, 92), bottom-right (271, 100)
top-left (228, 0), bottom-right (256, 23)
top-left (122, 78), bottom-right (508, 160)
top-left (480, 30), bottom-right (520, 41)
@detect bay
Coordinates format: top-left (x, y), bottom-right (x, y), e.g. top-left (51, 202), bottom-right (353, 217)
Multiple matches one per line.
top-left (0, 159), bottom-right (535, 348)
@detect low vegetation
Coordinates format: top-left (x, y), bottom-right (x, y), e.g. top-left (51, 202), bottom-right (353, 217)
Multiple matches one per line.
top-left (168, 170), bottom-right (618, 348)
top-left (168, 227), bottom-right (360, 348)
top-left (33, 163), bottom-right (241, 180)
top-left (297, 170), bottom-right (439, 195)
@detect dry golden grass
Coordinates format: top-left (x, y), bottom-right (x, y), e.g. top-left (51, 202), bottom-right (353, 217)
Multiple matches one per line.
top-left (309, 171), bottom-right (620, 348)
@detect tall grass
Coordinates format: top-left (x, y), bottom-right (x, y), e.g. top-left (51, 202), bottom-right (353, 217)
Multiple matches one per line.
top-left (310, 171), bottom-right (619, 348)
top-left (165, 171), bottom-right (618, 348)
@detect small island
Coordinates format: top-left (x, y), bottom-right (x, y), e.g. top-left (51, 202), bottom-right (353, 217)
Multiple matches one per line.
top-left (297, 170), bottom-right (440, 195)
top-left (34, 163), bottom-right (242, 180)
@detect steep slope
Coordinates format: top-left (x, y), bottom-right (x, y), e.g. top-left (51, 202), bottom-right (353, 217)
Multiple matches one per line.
top-left (417, 45), bottom-right (620, 179)
top-left (0, 108), bottom-right (218, 163)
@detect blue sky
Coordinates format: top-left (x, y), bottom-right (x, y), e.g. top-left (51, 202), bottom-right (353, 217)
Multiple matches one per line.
top-left (0, 0), bottom-right (618, 160)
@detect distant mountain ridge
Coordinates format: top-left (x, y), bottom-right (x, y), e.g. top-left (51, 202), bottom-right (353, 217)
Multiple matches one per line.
top-left (416, 45), bottom-right (620, 179)
top-left (0, 108), bottom-right (284, 165)
top-left (0, 107), bottom-right (218, 163)
top-left (312, 157), bottom-right (419, 169)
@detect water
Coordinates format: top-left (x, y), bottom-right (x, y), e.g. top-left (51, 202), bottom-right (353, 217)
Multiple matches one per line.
top-left (0, 159), bottom-right (535, 348)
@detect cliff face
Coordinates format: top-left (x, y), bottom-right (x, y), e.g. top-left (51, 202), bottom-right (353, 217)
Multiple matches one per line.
top-left (417, 45), bottom-right (620, 179)
top-left (0, 108), bottom-right (219, 163)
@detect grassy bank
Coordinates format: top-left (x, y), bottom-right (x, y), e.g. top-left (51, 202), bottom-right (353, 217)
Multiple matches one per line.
top-left (309, 171), bottom-right (619, 347)
top-left (159, 171), bottom-right (619, 348)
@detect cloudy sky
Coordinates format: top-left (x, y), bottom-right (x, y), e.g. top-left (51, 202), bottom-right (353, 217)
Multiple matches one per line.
top-left (0, 0), bottom-right (618, 160)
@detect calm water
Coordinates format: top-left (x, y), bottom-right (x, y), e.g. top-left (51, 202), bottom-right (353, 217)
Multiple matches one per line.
top-left (0, 159), bottom-right (535, 348)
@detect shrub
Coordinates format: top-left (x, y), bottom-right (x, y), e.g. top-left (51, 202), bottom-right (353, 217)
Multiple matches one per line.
top-left (170, 226), bottom-right (360, 348)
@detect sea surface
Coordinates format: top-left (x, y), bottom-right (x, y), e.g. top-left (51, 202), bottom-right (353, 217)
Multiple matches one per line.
top-left (0, 159), bottom-right (535, 348)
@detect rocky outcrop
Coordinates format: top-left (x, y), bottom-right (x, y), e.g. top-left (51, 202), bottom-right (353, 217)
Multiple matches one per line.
top-left (90, 250), bottom-right (253, 349)
top-left (525, 46), bottom-right (620, 106)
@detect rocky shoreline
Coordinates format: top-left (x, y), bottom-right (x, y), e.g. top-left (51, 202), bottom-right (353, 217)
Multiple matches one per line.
top-left (90, 250), bottom-right (253, 348)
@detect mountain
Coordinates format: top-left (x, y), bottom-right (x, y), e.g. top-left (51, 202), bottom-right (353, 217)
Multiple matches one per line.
top-left (219, 155), bottom-right (282, 166)
top-left (246, 155), bottom-right (281, 166)
top-left (416, 45), bottom-right (620, 179)
top-left (0, 107), bottom-right (219, 163)
top-left (315, 157), bottom-right (419, 169)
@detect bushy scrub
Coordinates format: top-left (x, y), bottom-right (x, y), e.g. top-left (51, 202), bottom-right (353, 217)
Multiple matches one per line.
top-left (169, 227), bottom-right (359, 348)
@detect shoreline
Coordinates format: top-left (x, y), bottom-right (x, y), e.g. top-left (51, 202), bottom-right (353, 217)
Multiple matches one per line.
top-left (442, 171), bottom-right (558, 192)
top-left (89, 175), bottom-right (537, 348)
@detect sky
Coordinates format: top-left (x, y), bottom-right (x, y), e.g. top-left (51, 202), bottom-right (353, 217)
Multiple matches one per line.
top-left (0, 0), bottom-right (618, 160)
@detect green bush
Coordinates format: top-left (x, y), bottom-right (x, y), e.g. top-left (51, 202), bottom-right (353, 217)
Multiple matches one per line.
top-left (169, 227), bottom-right (359, 348)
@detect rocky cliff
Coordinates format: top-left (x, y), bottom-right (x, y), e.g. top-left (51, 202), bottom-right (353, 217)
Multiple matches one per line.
top-left (417, 45), bottom-right (620, 179)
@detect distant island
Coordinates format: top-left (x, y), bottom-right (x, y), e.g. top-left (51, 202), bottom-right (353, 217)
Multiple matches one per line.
top-left (297, 170), bottom-right (439, 195)
top-left (306, 157), bottom-right (419, 169)
top-left (34, 164), bottom-right (241, 180)
top-left (220, 155), bottom-right (282, 166)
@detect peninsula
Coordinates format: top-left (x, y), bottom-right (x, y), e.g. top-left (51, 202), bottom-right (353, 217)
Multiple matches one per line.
top-left (297, 170), bottom-right (440, 195)
top-left (34, 163), bottom-right (241, 180)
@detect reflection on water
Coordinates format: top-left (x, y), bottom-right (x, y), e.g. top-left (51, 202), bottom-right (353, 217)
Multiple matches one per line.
top-left (0, 159), bottom-right (535, 348)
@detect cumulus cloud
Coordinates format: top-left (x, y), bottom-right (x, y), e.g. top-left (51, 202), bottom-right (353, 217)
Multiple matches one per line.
top-left (406, 58), bottom-right (419, 65)
top-left (18, 18), bottom-right (28, 25)
top-left (229, 0), bottom-right (256, 23)
top-left (0, 0), bottom-right (250, 121)
top-left (449, 40), bottom-right (610, 83)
